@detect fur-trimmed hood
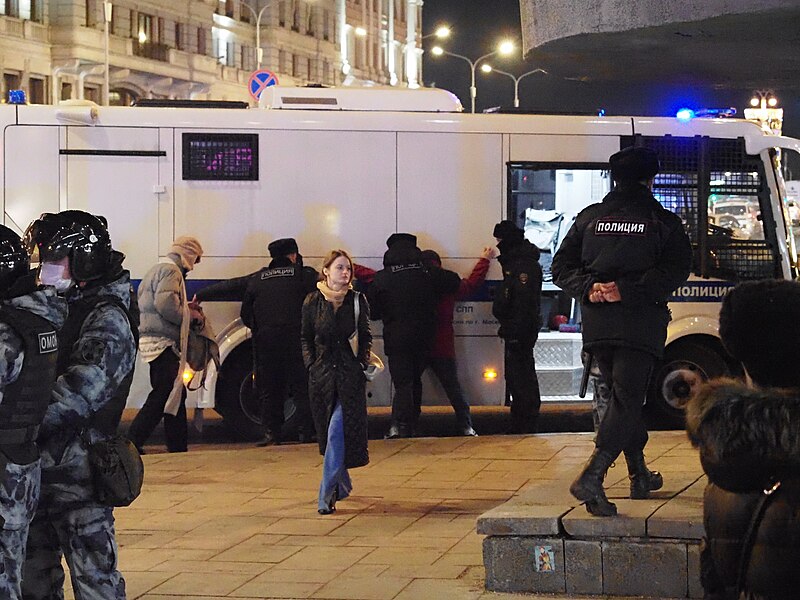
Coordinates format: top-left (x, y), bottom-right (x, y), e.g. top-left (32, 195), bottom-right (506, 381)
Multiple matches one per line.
top-left (686, 378), bottom-right (800, 493)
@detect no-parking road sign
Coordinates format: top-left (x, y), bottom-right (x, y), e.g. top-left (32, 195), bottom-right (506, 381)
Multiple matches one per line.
top-left (248, 70), bottom-right (279, 101)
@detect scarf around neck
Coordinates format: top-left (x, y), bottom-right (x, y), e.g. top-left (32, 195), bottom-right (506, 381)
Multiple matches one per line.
top-left (317, 280), bottom-right (350, 310)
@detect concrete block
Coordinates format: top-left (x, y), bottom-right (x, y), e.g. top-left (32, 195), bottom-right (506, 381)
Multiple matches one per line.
top-left (688, 542), bottom-right (704, 599)
top-left (565, 539), bottom-right (602, 595)
top-left (603, 540), bottom-right (688, 598)
top-left (648, 494), bottom-right (704, 540)
top-left (477, 501), bottom-right (572, 536)
top-left (562, 499), bottom-right (662, 538)
top-left (483, 536), bottom-right (565, 594)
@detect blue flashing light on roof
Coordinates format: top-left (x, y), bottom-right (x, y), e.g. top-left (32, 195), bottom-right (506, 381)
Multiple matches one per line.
top-left (597, 108), bottom-right (605, 117)
top-left (7, 90), bottom-right (26, 105)
top-left (676, 108), bottom-right (695, 122)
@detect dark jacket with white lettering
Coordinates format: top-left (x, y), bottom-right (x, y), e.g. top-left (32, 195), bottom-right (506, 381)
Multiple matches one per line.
top-left (367, 243), bottom-right (438, 355)
top-left (240, 257), bottom-right (318, 351)
top-left (551, 182), bottom-right (692, 357)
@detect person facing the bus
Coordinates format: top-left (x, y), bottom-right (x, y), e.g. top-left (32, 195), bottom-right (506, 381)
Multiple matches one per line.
top-left (420, 246), bottom-right (496, 436)
top-left (301, 249), bottom-right (371, 514)
top-left (241, 237), bottom-right (317, 447)
top-left (492, 220), bottom-right (543, 435)
top-left (686, 280), bottom-right (800, 599)
top-left (552, 146), bottom-right (692, 517)
top-left (0, 225), bottom-right (66, 600)
top-left (22, 210), bottom-right (136, 599)
top-left (130, 236), bottom-right (204, 454)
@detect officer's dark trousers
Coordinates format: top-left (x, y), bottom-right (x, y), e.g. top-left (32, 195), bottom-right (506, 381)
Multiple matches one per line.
top-left (593, 346), bottom-right (655, 458)
top-left (427, 357), bottom-right (473, 427)
top-left (129, 349), bottom-right (187, 452)
top-left (388, 350), bottom-right (427, 432)
top-left (505, 341), bottom-right (542, 433)
top-left (254, 343), bottom-right (311, 438)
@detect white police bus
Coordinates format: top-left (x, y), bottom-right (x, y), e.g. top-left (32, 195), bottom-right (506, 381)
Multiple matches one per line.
top-left (2, 87), bottom-right (798, 436)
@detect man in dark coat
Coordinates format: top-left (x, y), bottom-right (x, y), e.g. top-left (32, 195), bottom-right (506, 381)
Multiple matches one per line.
top-left (686, 280), bottom-right (800, 599)
top-left (241, 238), bottom-right (317, 446)
top-left (552, 146), bottom-right (692, 516)
top-left (367, 233), bottom-right (438, 439)
top-left (492, 220), bottom-right (543, 435)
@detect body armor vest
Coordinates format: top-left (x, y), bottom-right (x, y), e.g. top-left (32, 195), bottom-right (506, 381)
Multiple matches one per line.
top-left (0, 305), bottom-right (59, 437)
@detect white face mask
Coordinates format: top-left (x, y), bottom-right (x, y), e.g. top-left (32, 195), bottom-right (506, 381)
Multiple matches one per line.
top-left (39, 262), bottom-right (74, 292)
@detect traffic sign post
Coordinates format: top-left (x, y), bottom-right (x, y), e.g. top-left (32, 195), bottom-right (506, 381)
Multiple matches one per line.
top-left (248, 70), bottom-right (279, 102)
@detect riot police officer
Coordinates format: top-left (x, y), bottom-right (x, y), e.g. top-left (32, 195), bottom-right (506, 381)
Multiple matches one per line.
top-left (22, 211), bottom-right (136, 599)
top-left (552, 147), bottom-right (692, 517)
top-left (0, 226), bottom-right (66, 599)
top-left (241, 238), bottom-right (317, 446)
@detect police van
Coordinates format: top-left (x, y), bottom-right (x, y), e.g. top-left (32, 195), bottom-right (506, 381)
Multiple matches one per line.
top-left (2, 87), bottom-right (798, 436)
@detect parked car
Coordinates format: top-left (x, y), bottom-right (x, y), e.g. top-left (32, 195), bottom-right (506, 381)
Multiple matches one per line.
top-left (710, 199), bottom-right (762, 238)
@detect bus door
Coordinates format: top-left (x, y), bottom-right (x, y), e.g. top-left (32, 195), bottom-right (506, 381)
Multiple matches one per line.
top-left (61, 126), bottom-right (165, 278)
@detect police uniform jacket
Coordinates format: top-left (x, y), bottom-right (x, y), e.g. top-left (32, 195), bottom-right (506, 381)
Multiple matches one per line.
top-left (492, 240), bottom-right (542, 346)
top-left (686, 379), bottom-right (800, 599)
top-left (240, 257), bottom-right (318, 352)
top-left (0, 285), bottom-right (66, 531)
top-left (551, 183), bottom-right (692, 357)
top-left (37, 270), bottom-right (137, 508)
top-left (367, 243), bottom-right (438, 355)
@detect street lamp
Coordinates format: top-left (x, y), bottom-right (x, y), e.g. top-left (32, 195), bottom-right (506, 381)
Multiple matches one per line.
top-left (431, 40), bottom-right (516, 113)
top-left (481, 64), bottom-right (547, 108)
top-left (422, 25), bottom-right (451, 41)
top-left (103, 1), bottom-right (112, 106)
top-left (239, 0), bottom-right (276, 69)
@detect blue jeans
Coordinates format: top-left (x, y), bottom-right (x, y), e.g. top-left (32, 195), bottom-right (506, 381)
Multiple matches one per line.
top-left (318, 401), bottom-right (352, 511)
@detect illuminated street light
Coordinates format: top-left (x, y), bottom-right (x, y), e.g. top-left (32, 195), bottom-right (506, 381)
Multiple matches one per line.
top-left (431, 39), bottom-right (517, 113)
top-left (355, 26), bottom-right (367, 37)
top-left (481, 64), bottom-right (548, 108)
top-left (745, 89), bottom-right (783, 134)
top-left (422, 25), bottom-right (451, 40)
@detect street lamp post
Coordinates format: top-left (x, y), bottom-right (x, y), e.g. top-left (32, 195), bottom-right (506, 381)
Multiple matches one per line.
top-left (481, 65), bottom-right (547, 108)
top-left (431, 40), bottom-right (515, 113)
top-left (239, 0), bottom-right (274, 69)
top-left (103, 1), bottom-right (112, 105)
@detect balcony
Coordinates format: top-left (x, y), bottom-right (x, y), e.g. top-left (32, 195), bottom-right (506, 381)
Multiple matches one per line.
top-left (133, 40), bottom-right (170, 62)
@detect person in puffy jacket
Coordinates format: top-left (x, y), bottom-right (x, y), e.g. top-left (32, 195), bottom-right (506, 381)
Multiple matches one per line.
top-left (552, 146), bottom-right (692, 516)
top-left (492, 220), bottom-right (543, 435)
top-left (686, 279), bottom-right (800, 599)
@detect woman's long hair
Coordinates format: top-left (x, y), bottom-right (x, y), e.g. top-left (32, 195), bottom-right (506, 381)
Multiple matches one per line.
top-left (319, 249), bottom-right (354, 284)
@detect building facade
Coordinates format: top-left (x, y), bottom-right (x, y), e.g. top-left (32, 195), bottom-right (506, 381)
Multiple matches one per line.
top-left (0, 0), bottom-right (423, 105)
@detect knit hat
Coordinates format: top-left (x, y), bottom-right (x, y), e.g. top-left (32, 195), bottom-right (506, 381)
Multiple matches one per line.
top-left (170, 236), bottom-right (203, 271)
top-left (493, 220), bottom-right (524, 242)
top-left (719, 279), bottom-right (800, 388)
top-left (609, 146), bottom-right (660, 182)
top-left (268, 237), bottom-right (299, 258)
top-left (386, 233), bottom-right (417, 249)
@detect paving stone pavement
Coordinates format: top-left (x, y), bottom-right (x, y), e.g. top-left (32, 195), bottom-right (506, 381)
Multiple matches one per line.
top-left (55, 430), bottom-right (697, 600)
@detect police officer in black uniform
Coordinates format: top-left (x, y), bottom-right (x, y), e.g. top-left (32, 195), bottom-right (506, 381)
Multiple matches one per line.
top-left (552, 147), bottom-right (692, 516)
top-left (368, 233), bottom-right (440, 439)
top-left (0, 225), bottom-right (66, 600)
top-left (492, 220), bottom-right (543, 434)
top-left (241, 238), bottom-right (317, 446)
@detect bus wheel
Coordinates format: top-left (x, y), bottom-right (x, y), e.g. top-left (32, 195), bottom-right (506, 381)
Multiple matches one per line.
top-left (646, 341), bottom-right (729, 429)
top-left (214, 345), bottom-right (301, 441)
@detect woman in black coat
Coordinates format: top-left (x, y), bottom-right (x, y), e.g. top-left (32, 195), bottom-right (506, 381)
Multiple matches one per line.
top-left (301, 249), bottom-right (371, 515)
top-left (686, 279), bottom-right (800, 599)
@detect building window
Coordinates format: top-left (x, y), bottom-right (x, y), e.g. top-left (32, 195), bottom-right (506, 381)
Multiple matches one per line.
top-left (84, 0), bottom-right (96, 26)
top-left (84, 85), bottom-right (100, 104)
top-left (323, 9), bottom-right (330, 41)
top-left (28, 76), bottom-right (45, 104)
top-left (175, 23), bottom-right (185, 50)
top-left (292, 54), bottom-right (300, 77)
top-left (292, 0), bottom-right (300, 32)
top-left (307, 57), bottom-right (313, 80)
top-left (278, 50), bottom-right (287, 73)
top-left (225, 0), bottom-right (234, 18)
top-left (197, 28), bottom-right (207, 55)
top-left (60, 81), bottom-right (72, 101)
top-left (278, 0), bottom-right (286, 27)
top-left (109, 89), bottom-right (136, 106)
top-left (305, 4), bottom-right (314, 36)
top-left (137, 13), bottom-right (153, 43)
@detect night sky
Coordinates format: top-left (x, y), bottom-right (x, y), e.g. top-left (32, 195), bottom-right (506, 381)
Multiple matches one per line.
top-left (422, 0), bottom-right (799, 149)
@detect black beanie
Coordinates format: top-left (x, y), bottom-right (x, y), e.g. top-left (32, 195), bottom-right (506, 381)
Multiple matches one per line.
top-left (420, 249), bottom-right (441, 268)
top-left (609, 146), bottom-right (659, 182)
top-left (493, 220), bottom-right (524, 243)
top-left (719, 279), bottom-right (800, 388)
top-left (386, 233), bottom-right (417, 248)
top-left (268, 237), bottom-right (299, 258)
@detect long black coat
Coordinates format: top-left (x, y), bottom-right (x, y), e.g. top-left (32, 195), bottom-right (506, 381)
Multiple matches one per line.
top-left (301, 289), bottom-right (370, 468)
top-left (686, 379), bottom-right (800, 599)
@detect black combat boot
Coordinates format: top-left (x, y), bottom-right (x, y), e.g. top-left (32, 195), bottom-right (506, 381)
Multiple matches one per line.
top-left (624, 451), bottom-right (663, 499)
top-left (570, 449), bottom-right (618, 517)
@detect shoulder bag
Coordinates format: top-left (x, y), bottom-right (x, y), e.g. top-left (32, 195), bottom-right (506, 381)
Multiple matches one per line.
top-left (85, 434), bottom-right (145, 507)
top-left (349, 291), bottom-right (384, 382)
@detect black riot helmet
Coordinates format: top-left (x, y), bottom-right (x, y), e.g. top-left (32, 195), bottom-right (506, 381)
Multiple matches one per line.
top-left (0, 225), bottom-right (30, 293)
top-left (23, 210), bottom-right (112, 282)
